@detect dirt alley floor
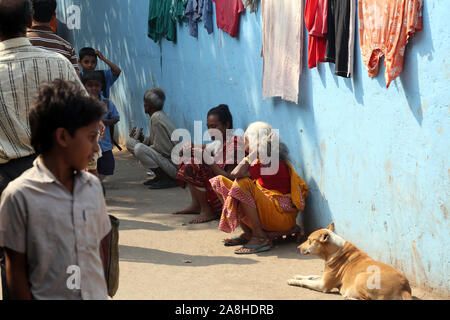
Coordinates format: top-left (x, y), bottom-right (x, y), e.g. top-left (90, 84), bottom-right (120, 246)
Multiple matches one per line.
top-left (0, 150), bottom-right (446, 300)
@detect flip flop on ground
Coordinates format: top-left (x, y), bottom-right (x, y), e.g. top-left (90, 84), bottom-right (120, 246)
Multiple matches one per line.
top-left (234, 237), bottom-right (271, 254)
top-left (222, 236), bottom-right (250, 247)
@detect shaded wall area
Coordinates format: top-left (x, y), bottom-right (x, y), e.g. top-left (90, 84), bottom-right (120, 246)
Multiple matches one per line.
top-left (58, 0), bottom-right (449, 294)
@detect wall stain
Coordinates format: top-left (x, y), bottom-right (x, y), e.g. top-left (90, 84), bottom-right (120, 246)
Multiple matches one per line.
top-left (411, 240), bottom-right (429, 286)
top-left (441, 204), bottom-right (448, 220)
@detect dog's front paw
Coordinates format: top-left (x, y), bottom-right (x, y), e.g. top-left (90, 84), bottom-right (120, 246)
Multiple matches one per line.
top-left (287, 279), bottom-right (305, 287)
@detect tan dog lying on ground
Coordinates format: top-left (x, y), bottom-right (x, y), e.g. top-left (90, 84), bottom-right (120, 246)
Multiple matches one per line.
top-left (288, 223), bottom-right (412, 300)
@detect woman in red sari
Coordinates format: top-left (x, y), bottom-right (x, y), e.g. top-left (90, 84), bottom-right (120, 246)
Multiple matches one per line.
top-left (173, 105), bottom-right (244, 224)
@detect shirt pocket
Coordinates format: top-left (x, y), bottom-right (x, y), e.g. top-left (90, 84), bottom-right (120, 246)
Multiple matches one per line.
top-left (82, 208), bottom-right (101, 250)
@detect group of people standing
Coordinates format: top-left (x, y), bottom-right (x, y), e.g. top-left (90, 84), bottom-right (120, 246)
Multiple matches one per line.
top-left (0, 0), bottom-right (309, 300)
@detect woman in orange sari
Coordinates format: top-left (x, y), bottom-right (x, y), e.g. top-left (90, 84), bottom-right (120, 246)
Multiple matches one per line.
top-left (210, 122), bottom-right (308, 254)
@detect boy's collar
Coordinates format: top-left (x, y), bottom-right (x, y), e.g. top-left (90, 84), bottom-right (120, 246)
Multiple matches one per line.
top-left (34, 156), bottom-right (92, 185)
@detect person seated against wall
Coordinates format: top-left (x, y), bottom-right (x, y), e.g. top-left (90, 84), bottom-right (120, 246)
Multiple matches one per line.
top-left (173, 105), bottom-right (245, 224)
top-left (126, 87), bottom-right (178, 189)
top-left (210, 122), bottom-right (309, 254)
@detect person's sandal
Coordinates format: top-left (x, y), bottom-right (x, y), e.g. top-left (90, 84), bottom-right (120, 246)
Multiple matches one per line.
top-left (234, 237), bottom-right (271, 254)
top-left (222, 236), bottom-right (249, 247)
top-left (143, 177), bottom-right (159, 185)
top-left (148, 179), bottom-right (179, 189)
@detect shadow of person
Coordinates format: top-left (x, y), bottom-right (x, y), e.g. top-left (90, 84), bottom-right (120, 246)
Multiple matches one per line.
top-left (119, 245), bottom-right (258, 267)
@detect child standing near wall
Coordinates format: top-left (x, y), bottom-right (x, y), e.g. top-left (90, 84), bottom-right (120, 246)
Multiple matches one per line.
top-left (82, 71), bottom-right (120, 181)
top-left (78, 47), bottom-right (122, 99)
top-left (0, 80), bottom-right (111, 299)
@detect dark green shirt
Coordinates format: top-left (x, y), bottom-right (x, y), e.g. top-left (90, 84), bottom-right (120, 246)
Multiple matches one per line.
top-left (148, 0), bottom-right (187, 42)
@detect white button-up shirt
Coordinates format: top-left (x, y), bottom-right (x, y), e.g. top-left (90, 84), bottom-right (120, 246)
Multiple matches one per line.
top-left (0, 157), bottom-right (111, 300)
top-left (0, 37), bottom-right (85, 164)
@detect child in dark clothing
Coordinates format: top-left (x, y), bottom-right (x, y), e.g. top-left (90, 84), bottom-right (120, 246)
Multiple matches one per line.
top-left (78, 47), bottom-right (121, 99)
top-left (82, 71), bottom-right (120, 181)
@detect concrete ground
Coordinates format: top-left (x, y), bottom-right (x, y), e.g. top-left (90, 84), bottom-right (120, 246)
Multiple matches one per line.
top-left (104, 151), bottom-right (443, 300)
top-left (0, 150), bottom-right (445, 300)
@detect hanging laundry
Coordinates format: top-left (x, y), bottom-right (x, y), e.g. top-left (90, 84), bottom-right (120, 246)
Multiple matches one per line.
top-left (171, 0), bottom-right (188, 23)
top-left (148, 0), bottom-right (177, 42)
top-left (185, 0), bottom-right (213, 38)
top-left (359, 0), bottom-right (423, 87)
top-left (324, 0), bottom-right (356, 78)
top-left (212, 0), bottom-right (245, 38)
top-left (243, 0), bottom-right (259, 13)
top-left (305, 0), bottom-right (328, 69)
top-left (261, 0), bottom-right (303, 104)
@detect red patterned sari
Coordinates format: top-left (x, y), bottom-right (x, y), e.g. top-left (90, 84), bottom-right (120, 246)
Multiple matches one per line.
top-left (176, 136), bottom-right (245, 213)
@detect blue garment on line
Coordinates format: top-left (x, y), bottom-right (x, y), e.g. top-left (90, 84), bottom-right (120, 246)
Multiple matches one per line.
top-left (185, 0), bottom-right (213, 38)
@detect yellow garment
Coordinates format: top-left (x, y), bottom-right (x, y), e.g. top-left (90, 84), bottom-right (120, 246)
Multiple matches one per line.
top-left (215, 162), bottom-right (308, 232)
top-left (285, 162), bottom-right (309, 212)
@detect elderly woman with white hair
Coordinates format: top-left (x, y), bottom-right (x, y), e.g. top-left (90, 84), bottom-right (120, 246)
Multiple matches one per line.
top-left (210, 122), bottom-right (309, 254)
top-left (126, 87), bottom-right (178, 189)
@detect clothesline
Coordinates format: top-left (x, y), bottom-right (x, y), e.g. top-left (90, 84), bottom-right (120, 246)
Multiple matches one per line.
top-left (148, 0), bottom-right (423, 102)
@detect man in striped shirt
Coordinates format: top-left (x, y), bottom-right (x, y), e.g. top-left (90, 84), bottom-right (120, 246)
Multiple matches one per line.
top-left (27, 0), bottom-right (79, 76)
top-left (0, 0), bottom-right (86, 300)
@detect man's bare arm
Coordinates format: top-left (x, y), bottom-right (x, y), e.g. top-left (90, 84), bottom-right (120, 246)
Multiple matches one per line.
top-left (4, 248), bottom-right (32, 300)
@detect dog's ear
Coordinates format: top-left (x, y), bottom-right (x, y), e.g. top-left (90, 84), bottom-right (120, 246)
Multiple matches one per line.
top-left (320, 232), bottom-right (330, 243)
top-left (326, 223), bottom-right (335, 232)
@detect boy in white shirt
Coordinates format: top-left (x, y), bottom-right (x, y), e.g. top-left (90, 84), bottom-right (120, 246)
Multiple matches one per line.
top-left (0, 79), bottom-right (111, 300)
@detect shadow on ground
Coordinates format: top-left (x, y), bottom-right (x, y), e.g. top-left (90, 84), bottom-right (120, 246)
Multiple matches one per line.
top-left (119, 245), bottom-right (259, 267)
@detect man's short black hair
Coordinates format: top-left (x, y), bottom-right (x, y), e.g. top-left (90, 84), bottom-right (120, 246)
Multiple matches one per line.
top-left (0, 0), bottom-right (33, 39)
top-left (79, 47), bottom-right (97, 61)
top-left (29, 79), bottom-right (104, 155)
top-left (31, 0), bottom-right (56, 23)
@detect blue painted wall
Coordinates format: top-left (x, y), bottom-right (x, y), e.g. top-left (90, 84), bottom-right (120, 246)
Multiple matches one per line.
top-left (58, 0), bottom-right (449, 294)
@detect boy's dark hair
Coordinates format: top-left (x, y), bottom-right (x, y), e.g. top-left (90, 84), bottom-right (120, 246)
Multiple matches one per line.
top-left (29, 79), bottom-right (104, 155)
top-left (81, 70), bottom-right (106, 87)
top-left (79, 47), bottom-right (97, 61)
top-left (208, 104), bottom-right (233, 129)
top-left (0, 0), bottom-right (33, 39)
top-left (31, 0), bottom-right (56, 23)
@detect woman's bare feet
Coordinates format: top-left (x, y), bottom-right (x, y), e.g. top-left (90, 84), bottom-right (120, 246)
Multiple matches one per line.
top-left (189, 206), bottom-right (218, 224)
top-left (172, 203), bottom-right (200, 215)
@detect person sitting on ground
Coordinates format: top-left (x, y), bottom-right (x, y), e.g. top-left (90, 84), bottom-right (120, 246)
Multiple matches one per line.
top-left (0, 79), bottom-right (111, 299)
top-left (173, 104), bottom-right (245, 224)
top-left (78, 47), bottom-right (121, 99)
top-left (126, 87), bottom-right (179, 189)
top-left (82, 71), bottom-right (120, 181)
top-left (210, 122), bottom-right (309, 254)
top-left (27, 0), bottom-right (80, 76)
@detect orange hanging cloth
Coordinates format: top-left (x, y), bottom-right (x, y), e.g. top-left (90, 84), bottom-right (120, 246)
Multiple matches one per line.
top-left (358, 0), bottom-right (423, 88)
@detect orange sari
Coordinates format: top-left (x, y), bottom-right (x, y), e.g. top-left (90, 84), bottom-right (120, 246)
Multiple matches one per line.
top-left (210, 162), bottom-right (308, 233)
